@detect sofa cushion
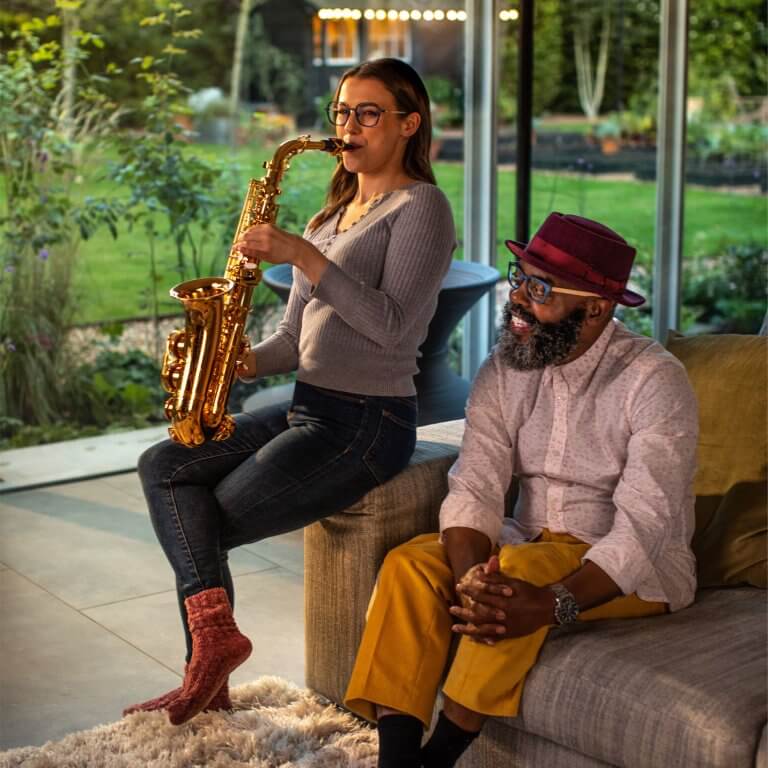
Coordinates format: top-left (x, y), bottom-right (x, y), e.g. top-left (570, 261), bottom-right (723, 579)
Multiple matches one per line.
top-left (666, 333), bottom-right (767, 587)
top-left (507, 588), bottom-right (767, 768)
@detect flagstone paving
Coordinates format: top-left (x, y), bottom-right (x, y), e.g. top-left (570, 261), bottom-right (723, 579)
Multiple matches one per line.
top-left (0, 471), bottom-right (305, 750)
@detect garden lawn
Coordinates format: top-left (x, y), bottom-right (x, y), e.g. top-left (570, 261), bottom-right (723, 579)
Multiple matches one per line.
top-left (69, 142), bottom-right (766, 324)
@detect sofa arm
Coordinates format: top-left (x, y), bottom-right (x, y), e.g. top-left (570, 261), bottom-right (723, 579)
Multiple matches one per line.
top-left (304, 420), bottom-right (464, 706)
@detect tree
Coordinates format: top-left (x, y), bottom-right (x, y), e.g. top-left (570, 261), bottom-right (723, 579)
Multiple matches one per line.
top-left (228, 0), bottom-right (253, 119)
top-left (573, 0), bottom-right (611, 121)
top-left (688, 0), bottom-right (767, 120)
top-left (499, 0), bottom-right (563, 121)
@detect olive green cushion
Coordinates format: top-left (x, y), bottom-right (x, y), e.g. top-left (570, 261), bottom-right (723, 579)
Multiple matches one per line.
top-left (666, 333), bottom-right (767, 587)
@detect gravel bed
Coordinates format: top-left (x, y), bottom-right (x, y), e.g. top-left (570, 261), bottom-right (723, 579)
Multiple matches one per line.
top-left (66, 308), bottom-right (284, 364)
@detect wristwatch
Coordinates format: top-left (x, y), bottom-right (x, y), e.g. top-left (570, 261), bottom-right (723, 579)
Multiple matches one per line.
top-left (550, 583), bottom-right (579, 625)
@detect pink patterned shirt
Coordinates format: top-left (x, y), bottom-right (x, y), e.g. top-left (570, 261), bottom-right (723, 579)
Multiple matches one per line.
top-left (439, 320), bottom-right (699, 611)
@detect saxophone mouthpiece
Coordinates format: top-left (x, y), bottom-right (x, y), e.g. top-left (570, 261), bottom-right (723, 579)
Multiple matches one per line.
top-left (323, 138), bottom-right (350, 154)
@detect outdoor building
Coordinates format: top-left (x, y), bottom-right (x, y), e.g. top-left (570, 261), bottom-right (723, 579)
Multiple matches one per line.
top-left (262, 0), bottom-right (470, 114)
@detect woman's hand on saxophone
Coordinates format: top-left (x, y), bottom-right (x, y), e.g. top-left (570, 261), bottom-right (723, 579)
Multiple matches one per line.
top-left (236, 343), bottom-right (258, 382)
top-left (234, 224), bottom-right (330, 286)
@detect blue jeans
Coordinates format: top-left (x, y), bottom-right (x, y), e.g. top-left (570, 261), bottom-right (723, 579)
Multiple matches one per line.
top-left (138, 381), bottom-right (417, 657)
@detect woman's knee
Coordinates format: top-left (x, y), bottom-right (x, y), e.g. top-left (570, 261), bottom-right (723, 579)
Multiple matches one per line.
top-left (137, 439), bottom-right (180, 486)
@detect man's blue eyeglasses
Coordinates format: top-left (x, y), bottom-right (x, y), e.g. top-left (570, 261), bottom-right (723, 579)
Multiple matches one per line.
top-left (507, 261), bottom-right (601, 304)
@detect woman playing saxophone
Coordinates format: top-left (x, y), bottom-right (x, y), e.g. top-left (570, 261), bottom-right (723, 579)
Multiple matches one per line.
top-left (125, 58), bottom-right (456, 725)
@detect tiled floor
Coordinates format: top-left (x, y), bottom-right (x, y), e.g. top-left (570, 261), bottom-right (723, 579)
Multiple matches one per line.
top-left (0, 472), bottom-right (305, 751)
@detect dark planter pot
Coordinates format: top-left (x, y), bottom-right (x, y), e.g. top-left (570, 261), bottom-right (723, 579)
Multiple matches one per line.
top-left (255, 260), bottom-right (499, 425)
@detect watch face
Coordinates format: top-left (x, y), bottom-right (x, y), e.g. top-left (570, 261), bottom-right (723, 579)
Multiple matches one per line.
top-left (553, 586), bottom-right (579, 625)
top-left (555, 597), bottom-right (579, 625)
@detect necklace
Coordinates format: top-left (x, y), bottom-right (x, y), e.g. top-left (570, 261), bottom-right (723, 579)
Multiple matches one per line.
top-left (337, 192), bottom-right (386, 233)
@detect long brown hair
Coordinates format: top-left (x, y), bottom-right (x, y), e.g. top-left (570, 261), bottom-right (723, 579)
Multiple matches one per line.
top-left (308, 58), bottom-right (436, 231)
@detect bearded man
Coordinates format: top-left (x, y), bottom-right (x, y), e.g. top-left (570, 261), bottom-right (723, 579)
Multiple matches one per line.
top-left (342, 213), bottom-right (700, 768)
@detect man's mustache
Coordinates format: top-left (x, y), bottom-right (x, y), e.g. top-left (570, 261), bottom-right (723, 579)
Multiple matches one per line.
top-left (505, 302), bottom-right (538, 327)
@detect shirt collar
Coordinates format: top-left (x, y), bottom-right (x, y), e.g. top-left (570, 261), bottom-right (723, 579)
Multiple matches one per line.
top-left (551, 318), bottom-right (618, 389)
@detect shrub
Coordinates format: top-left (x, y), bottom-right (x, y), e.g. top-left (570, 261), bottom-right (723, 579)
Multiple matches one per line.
top-left (109, 2), bottom-right (243, 359)
top-left (61, 346), bottom-right (165, 427)
top-left (683, 241), bottom-right (767, 333)
top-left (0, 15), bottom-right (120, 425)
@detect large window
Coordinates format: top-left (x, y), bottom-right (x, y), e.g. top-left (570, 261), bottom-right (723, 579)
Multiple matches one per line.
top-left (681, 1), bottom-right (767, 335)
top-left (498, 0), bottom-right (766, 340)
top-left (500, 0), bottom-right (661, 336)
top-left (368, 18), bottom-right (412, 60)
top-left (312, 17), bottom-right (359, 65)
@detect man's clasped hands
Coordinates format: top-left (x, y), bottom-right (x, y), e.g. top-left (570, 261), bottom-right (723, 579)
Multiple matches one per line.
top-left (450, 557), bottom-right (557, 645)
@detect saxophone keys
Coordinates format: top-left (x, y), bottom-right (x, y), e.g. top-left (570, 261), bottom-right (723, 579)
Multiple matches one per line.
top-left (161, 360), bottom-right (186, 393)
top-left (169, 330), bottom-right (187, 357)
top-left (212, 415), bottom-right (236, 442)
top-left (242, 266), bottom-right (262, 286)
top-left (164, 397), bottom-right (177, 421)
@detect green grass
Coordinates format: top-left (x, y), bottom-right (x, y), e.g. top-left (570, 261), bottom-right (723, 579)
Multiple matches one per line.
top-left (54, 142), bottom-right (768, 324)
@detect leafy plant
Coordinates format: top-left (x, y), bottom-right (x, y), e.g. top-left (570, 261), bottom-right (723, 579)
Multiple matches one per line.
top-left (245, 13), bottom-right (306, 116)
top-left (61, 345), bottom-right (165, 428)
top-left (687, 119), bottom-right (768, 164)
top-left (0, 342), bottom-right (167, 449)
top-left (683, 241), bottom-right (767, 333)
top-left (0, 13), bottom-right (121, 425)
top-left (424, 75), bottom-right (463, 128)
top-left (108, 0), bottom-right (242, 359)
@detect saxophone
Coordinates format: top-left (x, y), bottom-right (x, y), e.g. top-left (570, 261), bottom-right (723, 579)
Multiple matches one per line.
top-left (160, 134), bottom-right (345, 447)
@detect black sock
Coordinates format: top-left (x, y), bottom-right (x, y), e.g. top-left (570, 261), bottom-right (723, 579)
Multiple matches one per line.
top-left (421, 711), bottom-right (480, 768)
top-left (377, 714), bottom-right (423, 768)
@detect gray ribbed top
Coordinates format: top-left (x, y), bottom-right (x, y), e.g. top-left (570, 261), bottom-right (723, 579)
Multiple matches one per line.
top-left (252, 181), bottom-right (456, 396)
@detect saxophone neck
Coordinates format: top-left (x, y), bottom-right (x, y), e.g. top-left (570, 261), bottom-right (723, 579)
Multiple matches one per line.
top-left (265, 135), bottom-right (344, 180)
top-left (228, 135), bottom-right (345, 269)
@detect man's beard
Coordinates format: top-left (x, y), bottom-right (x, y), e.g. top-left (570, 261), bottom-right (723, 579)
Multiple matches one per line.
top-left (497, 301), bottom-right (586, 370)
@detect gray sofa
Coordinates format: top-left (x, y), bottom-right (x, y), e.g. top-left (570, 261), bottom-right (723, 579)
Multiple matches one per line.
top-left (304, 334), bottom-right (767, 768)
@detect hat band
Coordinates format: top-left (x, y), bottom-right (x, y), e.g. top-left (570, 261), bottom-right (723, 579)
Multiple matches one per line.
top-left (528, 236), bottom-right (627, 295)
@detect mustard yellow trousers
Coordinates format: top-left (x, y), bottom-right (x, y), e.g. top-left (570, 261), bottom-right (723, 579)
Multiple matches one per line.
top-left (344, 530), bottom-right (666, 727)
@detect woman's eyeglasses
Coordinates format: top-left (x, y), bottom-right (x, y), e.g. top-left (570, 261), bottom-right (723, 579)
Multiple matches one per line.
top-left (326, 101), bottom-right (408, 128)
top-left (507, 261), bottom-right (602, 304)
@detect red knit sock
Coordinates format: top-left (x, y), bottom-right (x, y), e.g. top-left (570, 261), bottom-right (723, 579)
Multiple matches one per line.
top-left (123, 684), bottom-right (183, 716)
top-left (123, 674), bottom-right (232, 716)
top-left (167, 588), bottom-right (251, 726)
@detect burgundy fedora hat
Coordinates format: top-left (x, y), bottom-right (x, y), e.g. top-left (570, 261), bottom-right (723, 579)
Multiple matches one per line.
top-left (505, 212), bottom-right (645, 307)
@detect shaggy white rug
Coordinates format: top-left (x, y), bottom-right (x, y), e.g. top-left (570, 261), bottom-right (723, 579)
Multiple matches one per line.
top-left (0, 677), bottom-right (378, 768)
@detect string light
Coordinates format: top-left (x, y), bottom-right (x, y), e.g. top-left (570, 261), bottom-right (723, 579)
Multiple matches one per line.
top-left (316, 7), bottom-right (519, 22)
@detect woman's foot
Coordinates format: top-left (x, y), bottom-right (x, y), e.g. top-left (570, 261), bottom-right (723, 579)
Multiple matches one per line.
top-left (123, 685), bottom-right (182, 716)
top-left (122, 674), bottom-right (232, 716)
top-left (167, 588), bottom-right (251, 725)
